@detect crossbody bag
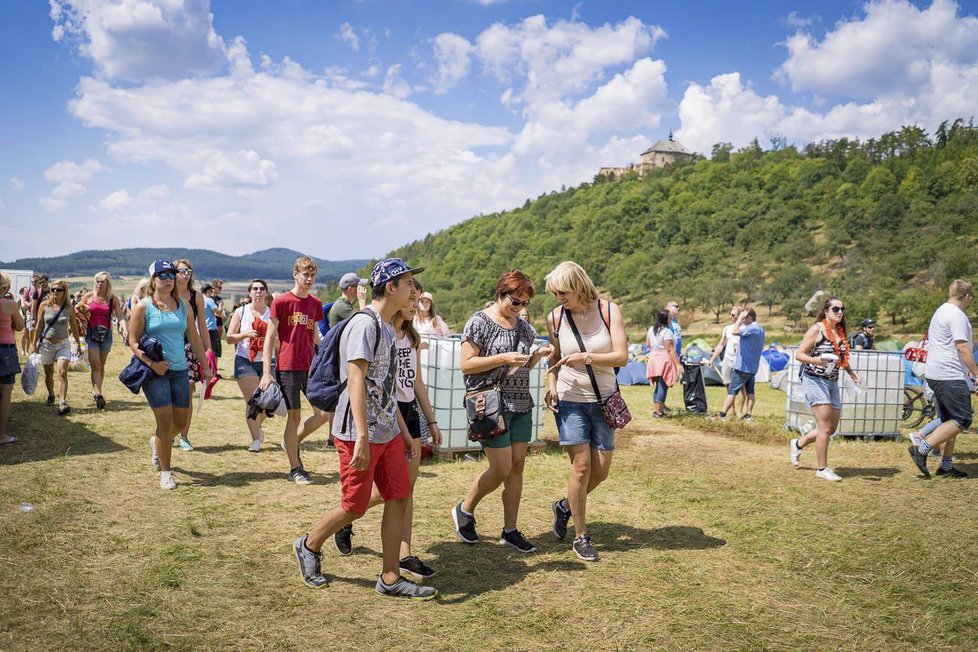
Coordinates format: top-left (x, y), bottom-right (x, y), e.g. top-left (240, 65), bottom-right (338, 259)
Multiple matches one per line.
top-left (39, 305), bottom-right (67, 344)
top-left (565, 308), bottom-right (632, 430)
top-left (465, 323), bottom-right (520, 441)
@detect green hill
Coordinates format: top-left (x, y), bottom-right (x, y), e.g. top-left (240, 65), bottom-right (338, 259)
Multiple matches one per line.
top-left (1, 248), bottom-right (368, 284)
top-left (390, 119), bottom-right (978, 332)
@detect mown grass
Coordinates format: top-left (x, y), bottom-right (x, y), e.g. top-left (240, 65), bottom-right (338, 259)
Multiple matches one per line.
top-left (1, 348), bottom-right (977, 650)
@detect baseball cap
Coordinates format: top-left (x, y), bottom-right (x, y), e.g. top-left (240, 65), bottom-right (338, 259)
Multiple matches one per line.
top-left (338, 273), bottom-right (369, 290)
top-left (148, 260), bottom-right (175, 277)
top-left (370, 258), bottom-right (424, 287)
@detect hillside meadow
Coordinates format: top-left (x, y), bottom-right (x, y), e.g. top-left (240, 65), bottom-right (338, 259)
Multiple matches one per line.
top-left (2, 345), bottom-right (977, 650)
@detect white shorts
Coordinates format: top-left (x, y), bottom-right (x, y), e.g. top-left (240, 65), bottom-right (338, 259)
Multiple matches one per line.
top-left (39, 339), bottom-right (71, 365)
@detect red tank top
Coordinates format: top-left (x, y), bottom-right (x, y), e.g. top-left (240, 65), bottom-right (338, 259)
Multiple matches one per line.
top-left (88, 297), bottom-right (112, 329)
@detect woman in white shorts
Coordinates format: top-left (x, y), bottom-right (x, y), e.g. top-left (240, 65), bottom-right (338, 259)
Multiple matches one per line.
top-left (32, 279), bottom-right (81, 415)
top-left (790, 296), bottom-right (860, 482)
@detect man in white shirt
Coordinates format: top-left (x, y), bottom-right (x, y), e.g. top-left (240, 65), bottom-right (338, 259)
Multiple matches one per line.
top-left (908, 280), bottom-right (978, 479)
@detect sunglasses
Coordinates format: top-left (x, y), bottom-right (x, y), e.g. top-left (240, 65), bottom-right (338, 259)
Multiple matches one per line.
top-left (176, 268), bottom-right (192, 276)
top-left (508, 294), bottom-right (531, 308)
top-left (156, 272), bottom-right (176, 281)
top-left (52, 288), bottom-right (65, 293)
top-left (830, 306), bottom-right (845, 314)
top-left (250, 286), bottom-right (267, 292)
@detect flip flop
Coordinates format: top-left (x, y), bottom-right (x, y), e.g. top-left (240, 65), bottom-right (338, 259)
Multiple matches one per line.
top-left (0, 436), bottom-right (19, 446)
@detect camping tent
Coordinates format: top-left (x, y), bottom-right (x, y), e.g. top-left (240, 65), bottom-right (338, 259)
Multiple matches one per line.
top-left (761, 348), bottom-right (790, 372)
top-left (876, 339), bottom-right (902, 352)
top-left (616, 360), bottom-right (649, 385)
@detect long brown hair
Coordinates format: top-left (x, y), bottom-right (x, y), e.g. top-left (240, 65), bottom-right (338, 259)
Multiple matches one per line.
top-left (816, 296), bottom-right (848, 334)
top-left (173, 259), bottom-right (196, 290)
top-left (396, 311), bottom-right (421, 349)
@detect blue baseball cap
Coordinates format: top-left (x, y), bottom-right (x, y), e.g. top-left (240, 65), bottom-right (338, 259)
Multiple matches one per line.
top-left (148, 260), bottom-right (175, 277)
top-left (370, 258), bottom-right (424, 287)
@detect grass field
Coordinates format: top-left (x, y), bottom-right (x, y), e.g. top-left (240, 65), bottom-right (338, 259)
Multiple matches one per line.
top-left (2, 346), bottom-right (977, 651)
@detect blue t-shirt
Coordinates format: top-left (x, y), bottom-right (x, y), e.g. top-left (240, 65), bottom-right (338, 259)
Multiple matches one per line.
top-left (669, 318), bottom-right (682, 356)
top-left (204, 296), bottom-right (217, 331)
top-left (143, 298), bottom-right (188, 371)
top-left (735, 322), bottom-right (765, 374)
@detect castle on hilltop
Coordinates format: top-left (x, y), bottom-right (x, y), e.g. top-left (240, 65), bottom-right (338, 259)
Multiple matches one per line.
top-left (598, 133), bottom-right (694, 178)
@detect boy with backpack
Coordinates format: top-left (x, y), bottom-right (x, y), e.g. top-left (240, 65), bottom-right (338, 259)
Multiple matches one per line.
top-left (259, 256), bottom-right (330, 484)
top-left (292, 258), bottom-right (437, 600)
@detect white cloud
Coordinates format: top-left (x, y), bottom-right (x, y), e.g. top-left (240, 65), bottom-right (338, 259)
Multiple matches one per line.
top-left (337, 22), bottom-right (360, 51)
top-left (10, 177), bottom-right (24, 191)
top-left (139, 184), bottom-right (170, 201)
top-left (184, 150), bottom-right (278, 190)
top-left (50, 0), bottom-right (227, 82)
top-left (44, 158), bottom-right (104, 184)
top-left (99, 188), bottom-right (131, 210)
top-left (432, 32), bottom-right (473, 93)
top-left (382, 64), bottom-right (411, 99)
top-left (784, 11), bottom-right (815, 29)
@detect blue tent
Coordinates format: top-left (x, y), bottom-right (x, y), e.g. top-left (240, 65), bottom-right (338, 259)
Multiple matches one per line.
top-left (617, 360), bottom-right (649, 385)
top-left (762, 348), bottom-right (790, 372)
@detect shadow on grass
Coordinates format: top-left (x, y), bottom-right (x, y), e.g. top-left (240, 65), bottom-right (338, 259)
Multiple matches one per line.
top-left (834, 466), bottom-right (901, 480)
top-left (0, 401), bottom-right (127, 465)
top-left (584, 522), bottom-right (727, 552)
top-left (172, 466), bottom-right (339, 487)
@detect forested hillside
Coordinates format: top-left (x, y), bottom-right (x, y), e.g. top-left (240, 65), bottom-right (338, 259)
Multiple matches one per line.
top-left (391, 120), bottom-right (978, 331)
top-left (1, 247), bottom-right (367, 283)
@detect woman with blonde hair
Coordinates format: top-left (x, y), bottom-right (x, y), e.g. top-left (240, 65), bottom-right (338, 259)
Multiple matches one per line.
top-left (80, 272), bottom-right (128, 409)
top-left (544, 261), bottom-right (628, 561)
top-left (32, 279), bottom-right (82, 415)
top-left (173, 258), bottom-right (210, 452)
top-left (0, 272), bottom-right (25, 444)
top-left (129, 260), bottom-right (211, 490)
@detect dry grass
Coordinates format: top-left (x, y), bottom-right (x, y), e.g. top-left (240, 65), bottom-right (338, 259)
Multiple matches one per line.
top-left (2, 349), bottom-right (977, 651)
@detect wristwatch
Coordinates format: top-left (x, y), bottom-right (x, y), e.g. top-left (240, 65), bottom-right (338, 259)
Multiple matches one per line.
top-left (584, 354), bottom-right (593, 365)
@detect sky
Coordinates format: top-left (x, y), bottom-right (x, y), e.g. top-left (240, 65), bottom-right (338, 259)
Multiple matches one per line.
top-left (0, 0), bottom-right (977, 262)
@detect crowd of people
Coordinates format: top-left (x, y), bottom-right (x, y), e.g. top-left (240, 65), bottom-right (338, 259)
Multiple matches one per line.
top-left (1, 258), bottom-right (976, 599)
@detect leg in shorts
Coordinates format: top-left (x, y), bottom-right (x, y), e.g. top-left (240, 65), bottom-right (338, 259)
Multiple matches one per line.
top-left (39, 339), bottom-right (71, 365)
top-left (234, 355), bottom-right (268, 380)
top-left (728, 370), bottom-right (756, 396)
top-left (398, 400), bottom-right (422, 439)
top-left (927, 378), bottom-right (973, 431)
top-left (335, 437), bottom-right (411, 514)
top-left (85, 331), bottom-right (113, 353)
top-left (481, 410), bottom-right (533, 450)
top-left (802, 373), bottom-right (842, 409)
top-left (555, 400), bottom-right (615, 451)
top-left (277, 369), bottom-right (309, 411)
top-left (143, 369), bottom-right (191, 408)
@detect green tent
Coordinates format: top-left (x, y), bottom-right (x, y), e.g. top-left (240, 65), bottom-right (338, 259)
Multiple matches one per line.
top-left (875, 339), bottom-right (902, 352)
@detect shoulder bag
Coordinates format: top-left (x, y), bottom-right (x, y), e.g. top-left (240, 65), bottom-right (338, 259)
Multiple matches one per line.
top-left (565, 306), bottom-right (632, 430)
top-left (465, 321), bottom-right (520, 441)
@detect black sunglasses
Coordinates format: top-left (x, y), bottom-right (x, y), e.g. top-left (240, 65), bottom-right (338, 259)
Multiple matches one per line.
top-left (52, 288), bottom-right (65, 293)
top-left (156, 272), bottom-right (176, 281)
top-left (508, 294), bottom-right (531, 308)
top-left (830, 306), bottom-right (845, 314)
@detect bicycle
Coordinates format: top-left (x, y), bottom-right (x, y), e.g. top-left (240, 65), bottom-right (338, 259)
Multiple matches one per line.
top-left (902, 386), bottom-right (936, 430)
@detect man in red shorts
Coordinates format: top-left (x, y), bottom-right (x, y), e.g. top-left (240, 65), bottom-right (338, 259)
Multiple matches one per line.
top-left (292, 258), bottom-right (436, 599)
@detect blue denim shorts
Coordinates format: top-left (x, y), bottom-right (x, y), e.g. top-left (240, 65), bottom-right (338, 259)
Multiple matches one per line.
top-left (234, 355), bottom-right (270, 380)
top-left (802, 373), bottom-right (841, 410)
top-left (85, 330), bottom-right (113, 353)
top-left (728, 370), bottom-right (756, 396)
top-left (143, 368), bottom-right (191, 409)
top-left (555, 400), bottom-right (615, 451)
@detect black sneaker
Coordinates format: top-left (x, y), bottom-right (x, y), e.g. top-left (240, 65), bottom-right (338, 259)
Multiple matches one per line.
top-left (376, 575), bottom-right (438, 600)
top-left (451, 502), bottom-right (479, 544)
top-left (95, 394), bottom-right (107, 410)
top-left (907, 446), bottom-right (931, 479)
top-left (333, 524), bottom-right (354, 555)
top-left (292, 535), bottom-right (328, 589)
top-left (936, 466), bottom-right (968, 479)
top-left (552, 499), bottom-right (572, 541)
top-left (46, 394), bottom-right (55, 405)
top-left (740, 413), bottom-right (752, 422)
top-left (499, 529), bottom-right (537, 553)
top-left (399, 555), bottom-right (437, 578)
top-left (290, 466), bottom-right (312, 485)
top-left (57, 401), bottom-right (70, 416)
top-left (572, 534), bottom-right (600, 561)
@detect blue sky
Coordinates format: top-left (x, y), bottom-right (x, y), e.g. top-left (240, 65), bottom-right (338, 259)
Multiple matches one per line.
top-left (1, 0), bottom-right (976, 262)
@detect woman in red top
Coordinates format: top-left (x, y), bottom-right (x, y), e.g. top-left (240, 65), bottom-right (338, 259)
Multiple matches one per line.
top-left (80, 272), bottom-right (127, 410)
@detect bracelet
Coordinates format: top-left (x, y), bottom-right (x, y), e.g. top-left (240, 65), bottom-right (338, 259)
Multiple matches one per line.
top-left (426, 420), bottom-right (438, 426)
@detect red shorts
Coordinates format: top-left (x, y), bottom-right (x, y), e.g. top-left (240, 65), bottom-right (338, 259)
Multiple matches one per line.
top-left (335, 437), bottom-right (411, 514)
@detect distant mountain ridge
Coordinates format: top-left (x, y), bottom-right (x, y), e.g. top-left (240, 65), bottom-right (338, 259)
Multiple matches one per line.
top-left (0, 247), bottom-right (369, 283)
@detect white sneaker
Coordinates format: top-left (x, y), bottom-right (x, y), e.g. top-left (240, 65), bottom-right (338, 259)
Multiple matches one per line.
top-left (815, 467), bottom-right (842, 482)
top-left (789, 438), bottom-right (802, 466)
top-left (160, 471), bottom-right (177, 490)
top-left (248, 438), bottom-right (262, 453)
top-left (909, 432), bottom-right (941, 457)
top-left (149, 436), bottom-right (160, 470)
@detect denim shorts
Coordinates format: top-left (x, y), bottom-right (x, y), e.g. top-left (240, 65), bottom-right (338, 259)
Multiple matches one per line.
top-left (555, 400), bottom-right (615, 451)
top-left (728, 369), bottom-right (756, 396)
top-left (143, 369), bottom-right (191, 409)
top-left (802, 373), bottom-right (842, 409)
top-left (233, 355), bottom-right (270, 380)
top-left (480, 410), bottom-right (533, 450)
top-left (85, 330), bottom-right (113, 353)
top-left (927, 378), bottom-right (973, 430)
top-left (0, 344), bottom-right (18, 385)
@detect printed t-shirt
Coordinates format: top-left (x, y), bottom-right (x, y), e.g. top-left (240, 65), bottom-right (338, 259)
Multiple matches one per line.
top-left (669, 318), bottom-right (682, 356)
top-left (332, 308), bottom-right (399, 444)
top-left (395, 333), bottom-right (418, 403)
top-left (925, 302), bottom-right (974, 381)
top-left (271, 291), bottom-right (323, 372)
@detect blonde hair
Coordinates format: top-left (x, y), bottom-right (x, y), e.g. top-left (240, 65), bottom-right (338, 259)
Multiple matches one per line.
top-left (544, 261), bottom-right (599, 304)
top-left (293, 256), bottom-right (318, 275)
top-left (44, 279), bottom-right (70, 309)
top-left (134, 278), bottom-right (150, 301)
top-left (149, 275), bottom-right (180, 303)
top-left (93, 271), bottom-right (112, 299)
top-left (173, 259), bottom-right (196, 290)
top-left (0, 272), bottom-right (10, 295)
top-left (949, 279), bottom-right (973, 301)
